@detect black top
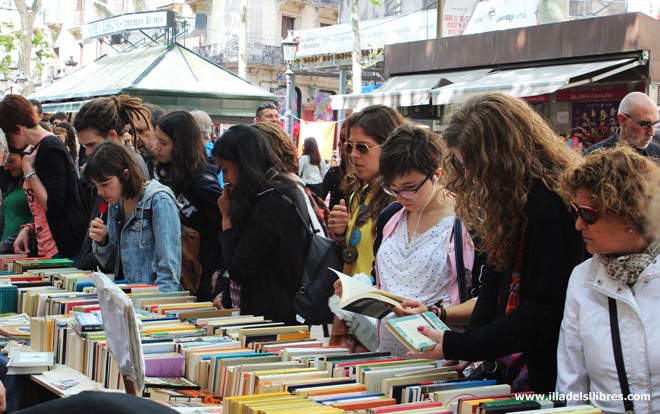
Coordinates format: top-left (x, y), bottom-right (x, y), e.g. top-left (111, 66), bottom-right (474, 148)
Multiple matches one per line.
top-left (443, 183), bottom-right (586, 393)
top-left (220, 184), bottom-right (308, 325)
top-left (321, 166), bottom-right (344, 210)
top-left (583, 128), bottom-right (660, 158)
top-left (15, 391), bottom-right (177, 414)
top-left (35, 136), bottom-right (88, 259)
top-left (179, 170), bottom-right (224, 301)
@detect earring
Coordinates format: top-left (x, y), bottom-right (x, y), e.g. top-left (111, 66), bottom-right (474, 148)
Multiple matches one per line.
top-left (627, 228), bottom-right (634, 233)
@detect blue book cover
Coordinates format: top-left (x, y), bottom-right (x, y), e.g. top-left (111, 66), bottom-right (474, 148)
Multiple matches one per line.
top-left (0, 285), bottom-right (18, 313)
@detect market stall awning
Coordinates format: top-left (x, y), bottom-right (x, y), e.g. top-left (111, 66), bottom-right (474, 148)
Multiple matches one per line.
top-left (29, 43), bottom-right (277, 117)
top-left (330, 68), bottom-right (492, 110)
top-left (431, 58), bottom-right (641, 105)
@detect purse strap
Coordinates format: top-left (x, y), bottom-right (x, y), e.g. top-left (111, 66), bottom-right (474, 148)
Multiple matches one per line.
top-left (453, 218), bottom-right (468, 304)
top-left (608, 297), bottom-right (635, 413)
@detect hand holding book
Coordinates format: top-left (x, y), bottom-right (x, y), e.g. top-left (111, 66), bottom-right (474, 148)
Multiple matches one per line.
top-left (406, 325), bottom-right (446, 360)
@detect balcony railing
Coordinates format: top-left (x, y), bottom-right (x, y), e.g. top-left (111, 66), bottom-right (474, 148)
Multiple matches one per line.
top-left (193, 40), bottom-right (285, 67)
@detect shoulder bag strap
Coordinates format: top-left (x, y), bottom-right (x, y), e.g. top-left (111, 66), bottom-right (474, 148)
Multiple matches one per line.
top-left (264, 188), bottom-right (313, 237)
top-left (453, 218), bottom-right (468, 304)
top-left (608, 297), bottom-right (635, 413)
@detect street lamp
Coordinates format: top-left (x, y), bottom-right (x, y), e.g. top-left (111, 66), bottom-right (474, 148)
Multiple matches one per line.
top-left (281, 32), bottom-right (299, 141)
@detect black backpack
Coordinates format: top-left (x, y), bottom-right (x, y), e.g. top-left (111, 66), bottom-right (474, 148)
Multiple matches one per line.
top-left (273, 191), bottom-right (343, 325)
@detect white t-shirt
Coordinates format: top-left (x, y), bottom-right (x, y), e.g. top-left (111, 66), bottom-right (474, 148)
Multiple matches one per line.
top-left (376, 213), bottom-right (454, 357)
top-left (299, 154), bottom-right (326, 185)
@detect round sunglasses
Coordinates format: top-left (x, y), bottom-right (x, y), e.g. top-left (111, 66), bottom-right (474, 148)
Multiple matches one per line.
top-left (570, 203), bottom-right (599, 225)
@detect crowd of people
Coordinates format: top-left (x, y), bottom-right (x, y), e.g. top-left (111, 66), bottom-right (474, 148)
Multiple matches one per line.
top-left (0, 89), bottom-right (658, 413)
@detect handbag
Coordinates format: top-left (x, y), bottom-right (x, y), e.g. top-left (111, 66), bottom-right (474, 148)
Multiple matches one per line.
top-left (609, 297), bottom-right (635, 414)
top-left (273, 190), bottom-right (343, 325)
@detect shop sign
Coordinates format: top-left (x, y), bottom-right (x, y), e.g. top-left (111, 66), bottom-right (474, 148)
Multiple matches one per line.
top-left (83, 11), bottom-right (174, 40)
top-left (464, 0), bottom-right (539, 35)
top-left (557, 85), bottom-right (630, 102)
top-left (442, 0), bottom-right (480, 37)
top-left (522, 94), bottom-right (550, 103)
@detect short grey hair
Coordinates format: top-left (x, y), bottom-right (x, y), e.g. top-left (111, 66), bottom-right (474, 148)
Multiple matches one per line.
top-left (191, 110), bottom-right (213, 140)
top-left (0, 129), bottom-right (8, 165)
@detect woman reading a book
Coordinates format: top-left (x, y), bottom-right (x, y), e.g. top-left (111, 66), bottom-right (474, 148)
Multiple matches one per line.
top-left (365, 123), bottom-right (478, 358)
top-left (0, 95), bottom-right (88, 262)
top-left (213, 125), bottom-right (308, 325)
top-left (407, 93), bottom-right (586, 394)
top-left (556, 147), bottom-right (660, 414)
top-left (85, 141), bottom-right (182, 292)
top-left (326, 105), bottom-right (403, 350)
top-left (154, 110), bottom-right (224, 302)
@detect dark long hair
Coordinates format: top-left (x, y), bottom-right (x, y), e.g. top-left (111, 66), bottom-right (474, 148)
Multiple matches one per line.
top-left (213, 125), bottom-right (295, 235)
top-left (302, 137), bottom-right (322, 167)
top-left (53, 122), bottom-right (78, 160)
top-left (156, 110), bottom-right (207, 193)
top-left (84, 141), bottom-right (145, 200)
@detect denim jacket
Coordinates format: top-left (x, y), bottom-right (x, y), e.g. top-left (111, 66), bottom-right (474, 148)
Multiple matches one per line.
top-left (93, 180), bottom-right (182, 292)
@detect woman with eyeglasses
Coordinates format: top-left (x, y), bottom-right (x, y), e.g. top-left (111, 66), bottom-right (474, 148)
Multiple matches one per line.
top-left (367, 124), bottom-right (479, 358)
top-left (556, 146), bottom-right (660, 414)
top-left (327, 105), bottom-right (402, 351)
top-left (408, 93), bottom-right (586, 394)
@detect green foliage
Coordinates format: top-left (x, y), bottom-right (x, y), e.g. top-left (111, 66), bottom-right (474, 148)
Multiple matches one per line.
top-left (0, 21), bottom-right (58, 80)
top-left (368, 0), bottom-right (383, 5)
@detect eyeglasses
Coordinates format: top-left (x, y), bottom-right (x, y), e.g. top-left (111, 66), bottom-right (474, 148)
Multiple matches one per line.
top-left (623, 113), bottom-right (660, 130)
top-left (344, 141), bottom-right (382, 155)
top-left (382, 174), bottom-right (433, 199)
top-left (452, 154), bottom-right (465, 169)
top-left (570, 203), bottom-right (600, 226)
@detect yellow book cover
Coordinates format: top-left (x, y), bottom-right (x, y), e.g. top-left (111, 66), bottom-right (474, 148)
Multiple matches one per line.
top-left (222, 391), bottom-right (290, 413)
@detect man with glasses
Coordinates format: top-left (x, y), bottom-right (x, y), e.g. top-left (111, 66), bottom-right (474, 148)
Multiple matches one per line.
top-left (584, 91), bottom-right (660, 158)
top-left (255, 103), bottom-right (281, 125)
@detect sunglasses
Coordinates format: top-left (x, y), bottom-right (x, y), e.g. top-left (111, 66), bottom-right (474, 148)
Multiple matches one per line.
top-left (382, 174), bottom-right (433, 199)
top-left (623, 113), bottom-right (660, 130)
top-left (258, 103), bottom-right (277, 111)
top-left (570, 203), bottom-right (599, 225)
top-left (344, 141), bottom-right (382, 155)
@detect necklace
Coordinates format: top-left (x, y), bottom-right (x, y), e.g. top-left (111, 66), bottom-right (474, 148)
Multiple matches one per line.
top-left (342, 187), bottom-right (369, 263)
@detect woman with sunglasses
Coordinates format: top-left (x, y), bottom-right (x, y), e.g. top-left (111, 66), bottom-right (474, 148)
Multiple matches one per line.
top-left (408, 93), bottom-right (586, 393)
top-left (368, 124), bottom-right (478, 357)
top-left (556, 146), bottom-right (660, 414)
top-left (327, 105), bottom-right (403, 350)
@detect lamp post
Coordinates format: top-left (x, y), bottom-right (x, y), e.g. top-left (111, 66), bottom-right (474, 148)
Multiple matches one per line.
top-left (281, 33), bottom-right (299, 141)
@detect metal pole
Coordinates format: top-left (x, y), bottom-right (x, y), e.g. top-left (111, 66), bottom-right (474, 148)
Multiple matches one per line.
top-left (285, 66), bottom-right (294, 140)
top-left (336, 68), bottom-right (348, 148)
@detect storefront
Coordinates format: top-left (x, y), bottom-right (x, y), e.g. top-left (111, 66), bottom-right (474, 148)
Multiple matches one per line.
top-left (330, 12), bottom-right (660, 144)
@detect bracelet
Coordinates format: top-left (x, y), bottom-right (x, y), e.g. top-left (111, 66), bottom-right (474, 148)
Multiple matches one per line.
top-left (24, 170), bottom-right (37, 182)
top-left (331, 232), bottom-right (346, 241)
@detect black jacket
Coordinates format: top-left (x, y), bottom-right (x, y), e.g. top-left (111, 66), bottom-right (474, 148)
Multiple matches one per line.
top-left (220, 184), bottom-right (308, 325)
top-left (35, 136), bottom-right (87, 258)
top-left (443, 183), bottom-right (586, 393)
top-left (178, 170), bottom-right (224, 302)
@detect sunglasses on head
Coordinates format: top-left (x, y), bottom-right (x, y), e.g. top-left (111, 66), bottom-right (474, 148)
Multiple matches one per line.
top-left (258, 103), bottom-right (277, 111)
top-left (623, 113), bottom-right (660, 130)
top-left (570, 203), bottom-right (599, 225)
top-left (344, 141), bottom-right (382, 155)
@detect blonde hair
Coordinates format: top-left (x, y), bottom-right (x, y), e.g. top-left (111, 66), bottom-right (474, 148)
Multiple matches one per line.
top-left (561, 145), bottom-right (660, 235)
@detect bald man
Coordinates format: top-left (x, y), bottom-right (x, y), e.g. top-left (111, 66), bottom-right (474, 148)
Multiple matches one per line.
top-left (584, 91), bottom-right (660, 158)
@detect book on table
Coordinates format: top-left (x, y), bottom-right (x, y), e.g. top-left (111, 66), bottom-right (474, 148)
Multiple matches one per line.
top-left (384, 311), bottom-right (451, 353)
top-left (332, 269), bottom-right (411, 319)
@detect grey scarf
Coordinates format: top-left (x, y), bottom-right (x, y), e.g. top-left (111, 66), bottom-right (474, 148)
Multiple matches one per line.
top-left (601, 240), bottom-right (660, 287)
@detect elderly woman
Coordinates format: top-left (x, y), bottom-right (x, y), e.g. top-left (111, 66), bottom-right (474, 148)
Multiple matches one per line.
top-left (556, 146), bottom-right (660, 413)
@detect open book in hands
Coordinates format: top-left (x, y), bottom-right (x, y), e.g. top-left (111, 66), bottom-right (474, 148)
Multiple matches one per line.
top-left (384, 311), bottom-right (451, 353)
top-left (332, 268), bottom-right (411, 319)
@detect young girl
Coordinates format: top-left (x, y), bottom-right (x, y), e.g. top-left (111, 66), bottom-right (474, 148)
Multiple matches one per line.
top-left (86, 141), bottom-right (181, 292)
top-left (154, 110), bottom-right (223, 301)
top-left (0, 94), bottom-right (87, 261)
top-left (372, 124), bottom-right (476, 357)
